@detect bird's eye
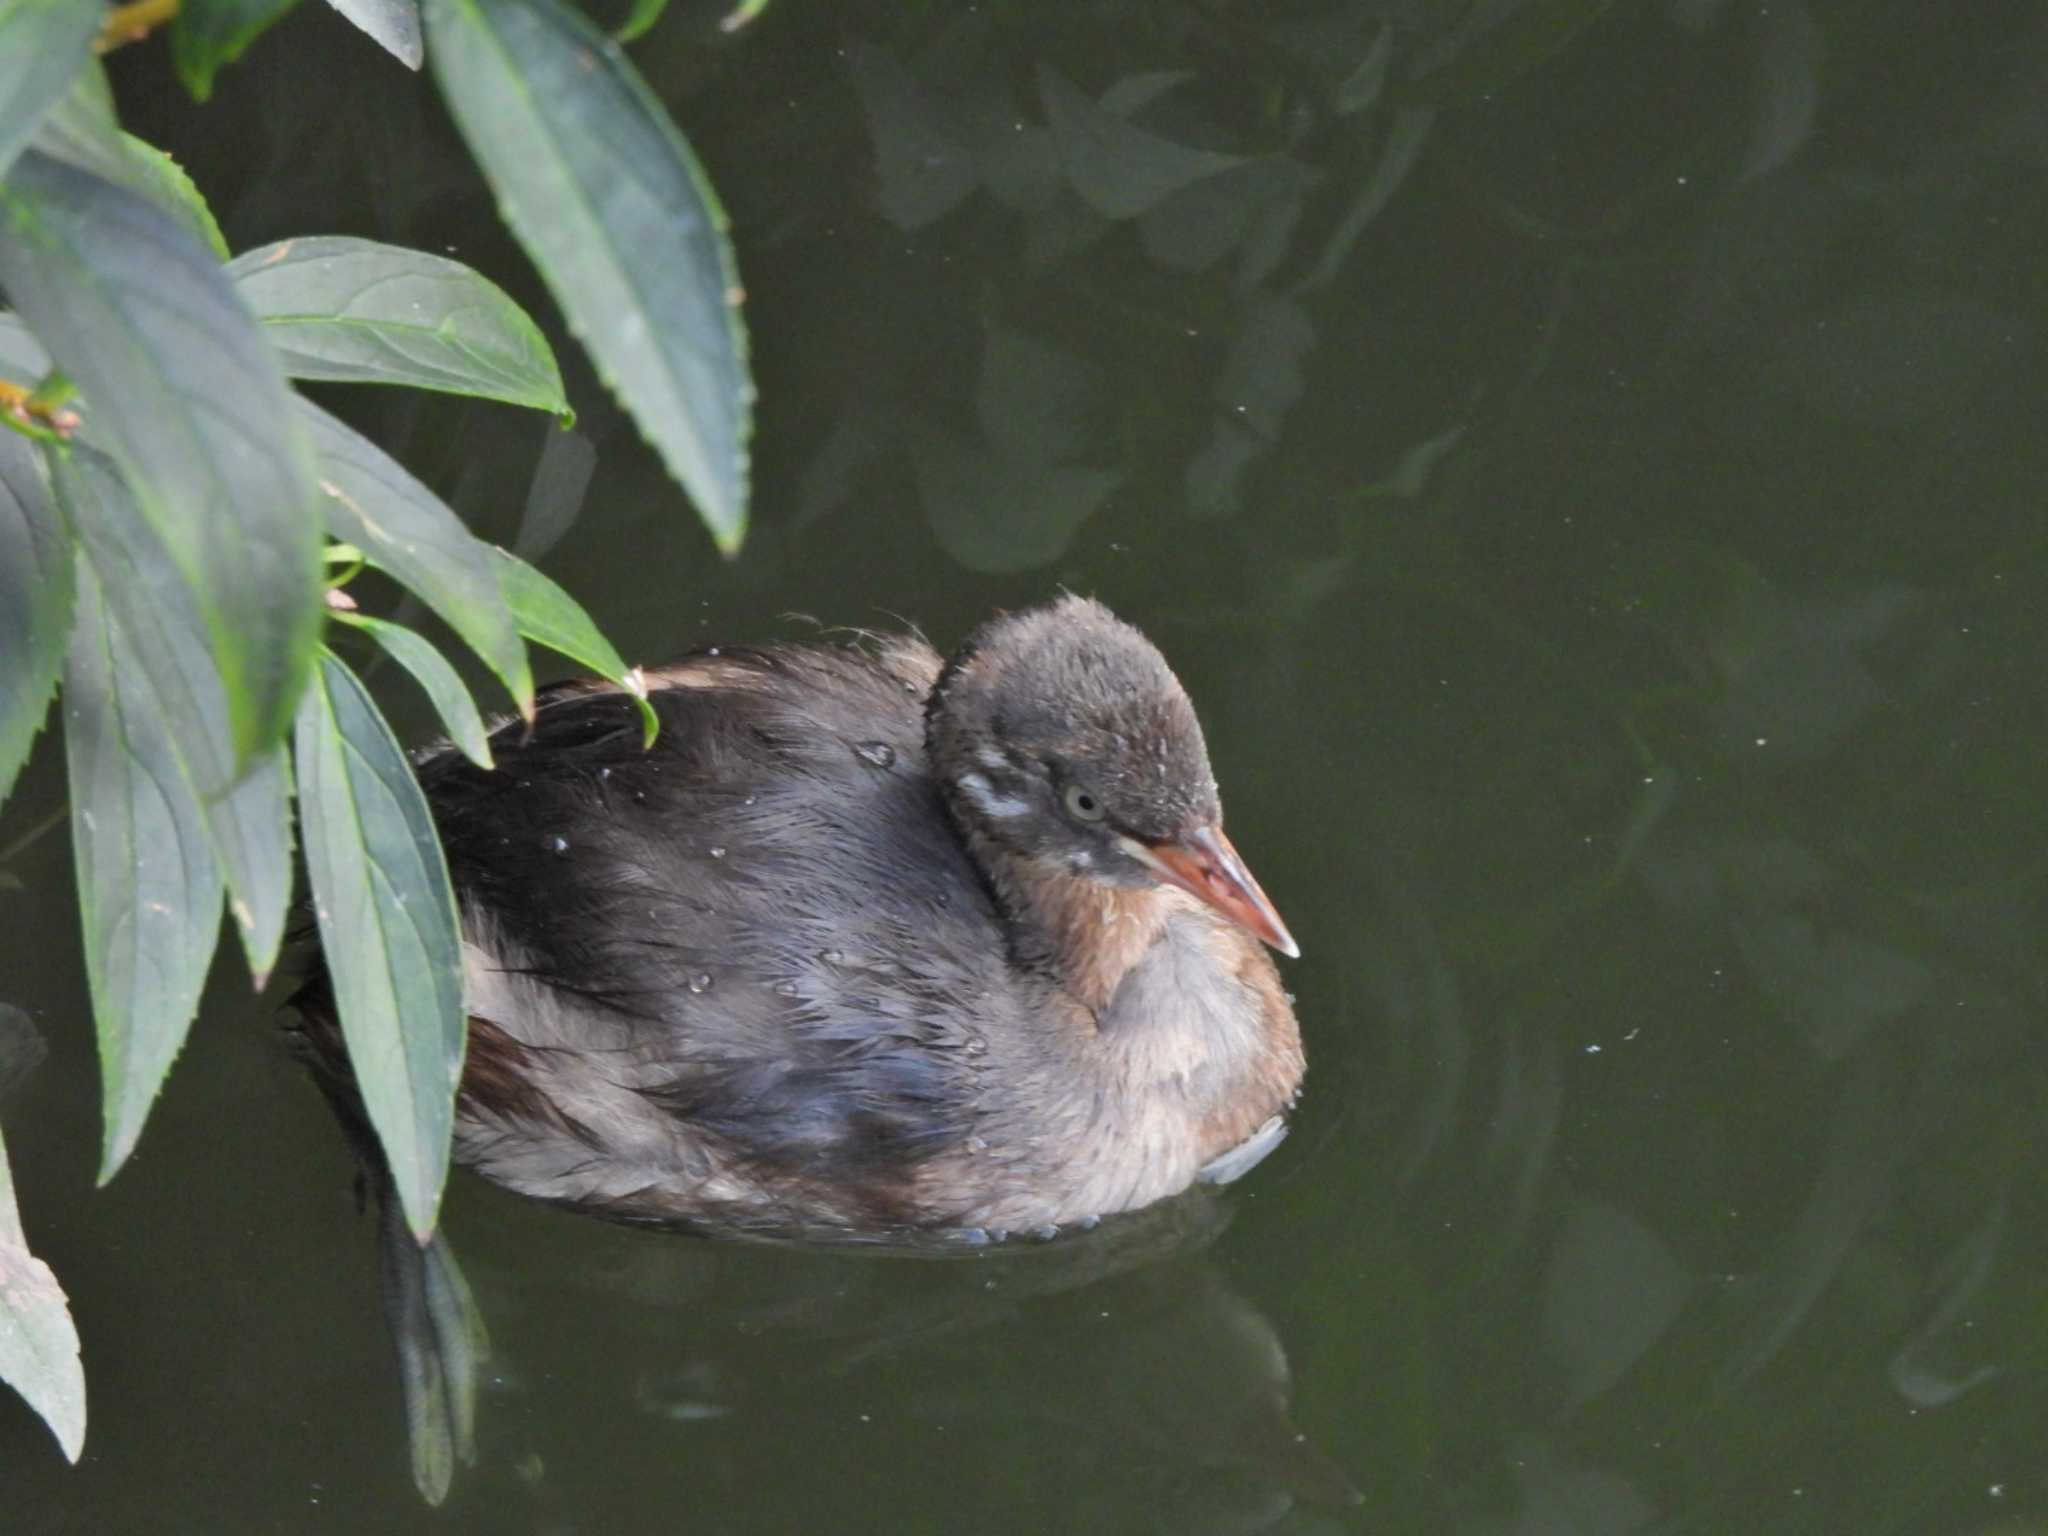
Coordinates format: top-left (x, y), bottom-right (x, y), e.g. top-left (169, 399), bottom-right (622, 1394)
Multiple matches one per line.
top-left (1063, 784), bottom-right (1106, 823)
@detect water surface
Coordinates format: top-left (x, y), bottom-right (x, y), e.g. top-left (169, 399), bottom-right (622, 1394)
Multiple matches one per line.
top-left (5, 2), bottom-right (2047, 1531)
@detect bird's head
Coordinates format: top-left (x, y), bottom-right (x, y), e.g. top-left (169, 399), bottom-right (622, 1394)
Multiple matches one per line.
top-left (928, 595), bottom-right (1298, 958)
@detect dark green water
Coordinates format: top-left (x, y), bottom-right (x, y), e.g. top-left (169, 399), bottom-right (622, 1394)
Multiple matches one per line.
top-left (6, 2), bottom-right (2048, 1531)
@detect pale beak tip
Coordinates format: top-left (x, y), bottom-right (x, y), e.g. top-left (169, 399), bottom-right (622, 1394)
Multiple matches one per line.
top-left (1274, 931), bottom-right (1302, 961)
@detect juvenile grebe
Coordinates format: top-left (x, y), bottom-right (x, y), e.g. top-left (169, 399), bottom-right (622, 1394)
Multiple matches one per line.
top-left (295, 596), bottom-right (1302, 1241)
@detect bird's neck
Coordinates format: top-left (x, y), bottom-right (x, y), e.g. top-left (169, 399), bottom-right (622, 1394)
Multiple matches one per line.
top-left (962, 835), bottom-right (1304, 1224)
top-left (987, 851), bottom-right (1179, 1015)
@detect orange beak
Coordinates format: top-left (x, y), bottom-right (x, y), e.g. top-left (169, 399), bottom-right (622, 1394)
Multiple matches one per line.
top-left (1123, 824), bottom-right (1301, 959)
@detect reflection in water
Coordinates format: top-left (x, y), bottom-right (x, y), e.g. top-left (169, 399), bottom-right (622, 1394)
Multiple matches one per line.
top-left (369, 1186), bottom-right (1359, 1530)
top-left (0, 1004), bottom-right (46, 1107)
top-left (2, 1), bottom-right (2047, 1531)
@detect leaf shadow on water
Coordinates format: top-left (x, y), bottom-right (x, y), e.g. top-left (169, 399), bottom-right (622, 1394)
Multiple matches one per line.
top-left (350, 1180), bottom-right (1365, 1529)
top-left (9, 2), bottom-right (2048, 1530)
top-left (795, 13), bottom-right (1445, 574)
top-left (0, 1005), bottom-right (47, 1108)
top-left (1231, 412), bottom-right (2048, 1529)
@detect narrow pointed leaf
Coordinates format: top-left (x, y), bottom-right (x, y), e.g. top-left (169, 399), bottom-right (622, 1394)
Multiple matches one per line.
top-left (53, 446), bottom-right (295, 981)
top-left (21, 58), bottom-right (115, 174)
top-left (0, 150), bottom-right (322, 759)
top-left (337, 612), bottom-right (495, 769)
top-left (298, 400), bottom-right (533, 716)
top-left (0, 1123), bottom-right (85, 1461)
top-left (108, 136), bottom-right (231, 263)
top-left (322, 0), bottom-right (420, 64)
top-left (0, 435), bottom-right (72, 807)
top-left (426, 0), bottom-right (753, 550)
top-left (64, 556), bottom-right (224, 1178)
top-left (0, 0), bottom-right (98, 181)
top-left (171, 0), bottom-right (304, 102)
top-left (229, 237), bottom-right (567, 416)
top-left (29, 64), bottom-right (230, 259)
top-left (492, 547), bottom-right (656, 745)
top-left (295, 649), bottom-right (465, 1242)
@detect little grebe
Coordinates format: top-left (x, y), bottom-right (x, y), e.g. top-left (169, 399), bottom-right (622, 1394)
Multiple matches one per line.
top-left (295, 596), bottom-right (1303, 1241)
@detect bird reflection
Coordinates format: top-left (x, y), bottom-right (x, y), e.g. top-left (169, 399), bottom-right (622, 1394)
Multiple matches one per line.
top-left (368, 1189), bottom-right (1359, 1529)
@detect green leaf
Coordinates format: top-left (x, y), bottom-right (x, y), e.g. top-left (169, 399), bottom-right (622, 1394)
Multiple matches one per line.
top-left (0, 1122), bottom-right (85, 1462)
top-left (112, 136), bottom-right (232, 263)
top-left (0, 434), bottom-right (72, 807)
top-left (0, 311), bottom-right (49, 378)
top-left (320, 0), bottom-right (422, 67)
top-left (171, 0), bottom-right (304, 102)
top-left (64, 555), bottom-right (225, 1178)
top-left (492, 546), bottom-right (656, 745)
top-left (295, 649), bottom-right (466, 1243)
top-left (0, 150), bottom-right (323, 761)
top-left (613, 0), bottom-right (668, 43)
top-left (426, 0), bottom-right (753, 550)
top-left (297, 400), bottom-right (534, 717)
top-left (229, 237), bottom-right (568, 417)
top-left (336, 612), bottom-right (495, 769)
top-left (0, 0), bottom-right (99, 182)
top-left (53, 445), bottom-right (296, 985)
top-left (29, 64), bottom-right (231, 261)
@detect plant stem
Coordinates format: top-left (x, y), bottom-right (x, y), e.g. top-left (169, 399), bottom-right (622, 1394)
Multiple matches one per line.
top-left (0, 379), bottom-right (79, 443)
top-left (96, 0), bottom-right (180, 53)
top-left (0, 805), bottom-right (67, 869)
top-left (26, 371), bottom-right (75, 412)
top-left (323, 543), bottom-right (367, 589)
